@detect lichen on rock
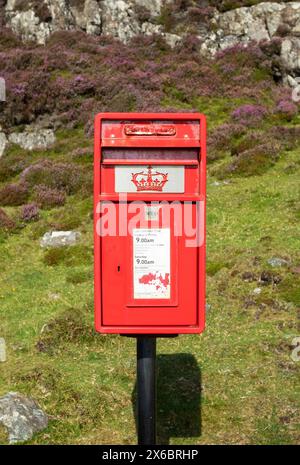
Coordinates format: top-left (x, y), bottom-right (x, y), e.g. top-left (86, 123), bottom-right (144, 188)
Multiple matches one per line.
top-left (0, 392), bottom-right (48, 444)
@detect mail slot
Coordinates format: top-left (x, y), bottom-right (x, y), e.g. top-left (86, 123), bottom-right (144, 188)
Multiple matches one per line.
top-left (94, 112), bottom-right (206, 334)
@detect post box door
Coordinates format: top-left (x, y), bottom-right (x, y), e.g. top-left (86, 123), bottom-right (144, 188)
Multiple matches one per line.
top-left (100, 202), bottom-right (199, 327)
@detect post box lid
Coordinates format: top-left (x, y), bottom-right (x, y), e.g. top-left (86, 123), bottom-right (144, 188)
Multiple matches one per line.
top-left (97, 113), bottom-right (203, 149)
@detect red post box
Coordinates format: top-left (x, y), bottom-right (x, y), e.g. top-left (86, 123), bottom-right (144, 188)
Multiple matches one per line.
top-left (94, 113), bottom-right (206, 335)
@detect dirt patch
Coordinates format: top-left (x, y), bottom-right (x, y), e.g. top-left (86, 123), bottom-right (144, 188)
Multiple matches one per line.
top-left (260, 271), bottom-right (282, 285)
top-left (241, 271), bottom-right (257, 282)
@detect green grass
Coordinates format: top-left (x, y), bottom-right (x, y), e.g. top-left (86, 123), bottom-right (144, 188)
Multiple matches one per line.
top-left (0, 137), bottom-right (299, 444)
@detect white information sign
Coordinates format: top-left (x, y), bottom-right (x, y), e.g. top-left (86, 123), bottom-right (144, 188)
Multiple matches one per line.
top-left (115, 165), bottom-right (184, 193)
top-left (133, 228), bottom-right (170, 299)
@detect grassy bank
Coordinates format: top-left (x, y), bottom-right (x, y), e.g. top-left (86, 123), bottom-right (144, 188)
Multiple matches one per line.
top-left (0, 134), bottom-right (299, 444)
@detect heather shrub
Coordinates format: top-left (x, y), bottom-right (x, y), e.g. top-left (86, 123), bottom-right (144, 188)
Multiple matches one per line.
top-left (21, 160), bottom-right (85, 195)
top-left (270, 125), bottom-right (300, 151)
top-left (0, 27), bottom-right (20, 48)
top-left (0, 17), bottom-right (293, 187)
top-left (69, 75), bottom-right (96, 97)
top-left (219, 142), bottom-right (280, 178)
top-left (207, 123), bottom-right (246, 161)
top-left (157, 1), bottom-right (213, 33)
top-left (46, 30), bottom-right (88, 49)
top-left (259, 37), bottom-right (282, 57)
top-left (212, 1), bottom-right (270, 12)
top-left (0, 152), bottom-right (28, 182)
top-left (215, 44), bottom-right (276, 98)
top-left (0, 208), bottom-right (16, 230)
top-left (230, 131), bottom-right (268, 156)
top-left (231, 104), bottom-right (268, 127)
top-left (20, 203), bottom-right (39, 222)
top-left (0, 182), bottom-right (29, 206)
top-left (187, 6), bottom-right (214, 24)
top-left (174, 34), bottom-right (202, 54)
top-left (0, 23), bottom-right (281, 133)
top-left (157, 2), bottom-right (177, 33)
top-left (34, 185), bottom-right (66, 209)
top-left (274, 99), bottom-right (298, 122)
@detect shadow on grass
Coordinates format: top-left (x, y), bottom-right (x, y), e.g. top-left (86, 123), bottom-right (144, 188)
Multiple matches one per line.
top-left (132, 353), bottom-right (201, 445)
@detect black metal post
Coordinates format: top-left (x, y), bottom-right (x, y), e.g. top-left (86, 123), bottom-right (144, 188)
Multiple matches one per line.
top-left (137, 336), bottom-right (156, 445)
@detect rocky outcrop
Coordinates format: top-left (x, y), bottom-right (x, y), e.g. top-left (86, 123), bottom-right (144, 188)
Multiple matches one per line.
top-left (0, 132), bottom-right (8, 157)
top-left (202, 2), bottom-right (300, 53)
top-left (40, 230), bottom-right (81, 248)
top-left (2, 1), bottom-right (300, 79)
top-left (0, 392), bottom-right (48, 444)
top-left (8, 128), bottom-right (56, 151)
top-left (201, 2), bottom-right (300, 79)
top-left (0, 337), bottom-right (6, 362)
top-left (4, 0), bottom-right (101, 44)
top-left (4, 0), bottom-right (180, 47)
top-left (100, 0), bottom-right (180, 46)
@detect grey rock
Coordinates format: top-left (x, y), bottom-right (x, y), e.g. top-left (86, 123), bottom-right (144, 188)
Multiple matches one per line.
top-left (5, 5), bottom-right (49, 45)
top-left (0, 392), bottom-right (48, 444)
top-left (0, 337), bottom-right (6, 362)
top-left (267, 257), bottom-right (290, 267)
top-left (136, 0), bottom-right (162, 17)
top-left (40, 230), bottom-right (81, 248)
top-left (286, 74), bottom-right (299, 87)
top-left (101, 0), bottom-right (140, 43)
top-left (200, 2), bottom-right (300, 77)
top-left (2, 1), bottom-right (300, 77)
top-left (164, 32), bottom-right (181, 48)
top-left (211, 180), bottom-right (230, 186)
top-left (281, 37), bottom-right (300, 75)
top-left (0, 132), bottom-right (8, 158)
top-left (9, 128), bottom-right (55, 151)
top-left (253, 287), bottom-right (262, 295)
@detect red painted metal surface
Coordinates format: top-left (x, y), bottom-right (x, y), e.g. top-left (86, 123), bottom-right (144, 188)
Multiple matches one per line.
top-left (94, 112), bottom-right (206, 334)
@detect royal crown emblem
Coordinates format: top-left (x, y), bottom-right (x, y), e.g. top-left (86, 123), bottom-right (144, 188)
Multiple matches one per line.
top-left (131, 166), bottom-right (168, 192)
